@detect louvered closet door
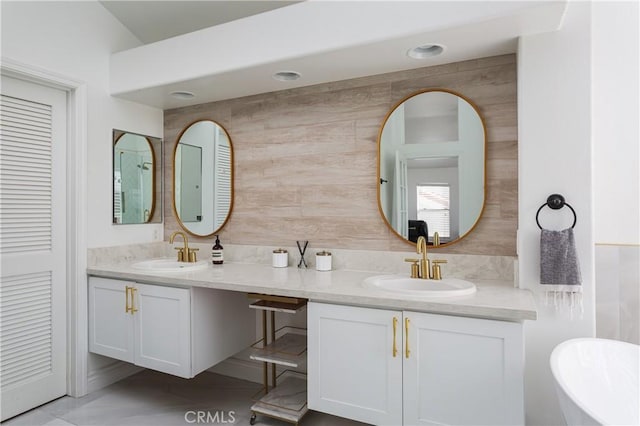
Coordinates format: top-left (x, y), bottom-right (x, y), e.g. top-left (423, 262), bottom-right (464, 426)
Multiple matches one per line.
top-left (0, 76), bottom-right (67, 421)
top-left (213, 135), bottom-right (231, 229)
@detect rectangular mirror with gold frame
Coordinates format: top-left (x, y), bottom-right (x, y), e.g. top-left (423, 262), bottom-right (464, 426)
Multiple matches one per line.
top-left (112, 129), bottom-right (163, 224)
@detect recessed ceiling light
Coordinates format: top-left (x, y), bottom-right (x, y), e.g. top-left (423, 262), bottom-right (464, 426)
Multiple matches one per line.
top-left (170, 91), bottom-right (195, 100)
top-left (407, 44), bottom-right (445, 59)
top-left (272, 71), bottom-right (301, 82)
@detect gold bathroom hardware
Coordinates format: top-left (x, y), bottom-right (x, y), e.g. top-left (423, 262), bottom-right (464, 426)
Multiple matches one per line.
top-left (405, 317), bottom-right (411, 358)
top-left (125, 286), bottom-right (132, 313)
top-left (404, 258), bottom-right (420, 278)
top-left (125, 286), bottom-right (138, 314)
top-left (392, 317), bottom-right (399, 357)
top-left (169, 231), bottom-right (192, 262)
top-left (433, 232), bottom-right (440, 247)
top-left (416, 236), bottom-right (430, 279)
top-left (130, 287), bottom-right (138, 314)
top-left (432, 260), bottom-right (448, 280)
top-left (188, 248), bottom-right (199, 262)
top-left (174, 247), bottom-right (185, 262)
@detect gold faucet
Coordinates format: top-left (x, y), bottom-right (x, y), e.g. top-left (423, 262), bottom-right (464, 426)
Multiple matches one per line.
top-left (169, 231), bottom-right (190, 262)
top-left (431, 260), bottom-right (447, 280)
top-left (430, 232), bottom-right (448, 279)
top-left (404, 258), bottom-right (420, 278)
top-left (416, 236), bottom-right (430, 279)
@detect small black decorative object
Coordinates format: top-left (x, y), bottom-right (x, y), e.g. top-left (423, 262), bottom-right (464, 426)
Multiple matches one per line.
top-left (535, 193), bottom-right (577, 229)
top-left (296, 240), bottom-right (309, 268)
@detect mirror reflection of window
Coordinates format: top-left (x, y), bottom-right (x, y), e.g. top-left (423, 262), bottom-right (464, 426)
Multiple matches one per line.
top-left (417, 184), bottom-right (450, 240)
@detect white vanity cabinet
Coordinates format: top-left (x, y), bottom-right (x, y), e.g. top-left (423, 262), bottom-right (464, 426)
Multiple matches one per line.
top-left (89, 277), bottom-right (136, 364)
top-left (308, 302), bottom-right (524, 426)
top-left (89, 277), bottom-right (254, 379)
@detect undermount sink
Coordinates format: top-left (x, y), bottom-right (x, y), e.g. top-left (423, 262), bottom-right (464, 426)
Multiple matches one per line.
top-left (363, 275), bottom-right (476, 297)
top-left (131, 258), bottom-right (209, 273)
top-left (550, 338), bottom-right (639, 426)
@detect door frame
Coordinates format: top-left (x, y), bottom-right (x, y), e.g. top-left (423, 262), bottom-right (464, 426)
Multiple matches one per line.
top-left (1, 57), bottom-right (89, 398)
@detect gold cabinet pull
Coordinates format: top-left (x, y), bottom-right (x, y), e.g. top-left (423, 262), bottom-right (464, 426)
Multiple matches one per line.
top-left (130, 287), bottom-right (138, 314)
top-left (392, 317), bottom-right (398, 357)
top-left (125, 286), bottom-right (131, 313)
top-left (405, 317), bottom-right (410, 358)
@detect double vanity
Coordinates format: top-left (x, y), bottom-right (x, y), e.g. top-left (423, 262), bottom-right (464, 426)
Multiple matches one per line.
top-left (96, 83), bottom-right (536, 424)
top-left (88, 250), bottom-right (536, 426)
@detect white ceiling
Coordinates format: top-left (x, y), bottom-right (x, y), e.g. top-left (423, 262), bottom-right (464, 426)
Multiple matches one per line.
top-left (104, 1), bottom-right (568, 109)
top-left (99, 1), bottom-right (300, 44)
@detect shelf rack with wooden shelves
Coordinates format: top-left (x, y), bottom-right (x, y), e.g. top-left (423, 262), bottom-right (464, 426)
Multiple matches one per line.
top-left (247, 293), bottom-right (308, 425)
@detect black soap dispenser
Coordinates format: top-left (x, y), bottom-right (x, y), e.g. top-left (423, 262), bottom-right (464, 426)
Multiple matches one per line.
top-left (212, 235), bottom-right (224, 265)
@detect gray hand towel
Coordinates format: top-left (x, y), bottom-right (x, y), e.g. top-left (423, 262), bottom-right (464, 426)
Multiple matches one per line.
top-left (540, 228), bottom-right (582, 285)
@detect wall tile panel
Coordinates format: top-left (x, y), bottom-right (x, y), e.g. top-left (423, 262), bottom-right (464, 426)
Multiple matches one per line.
top-left (164, 54), bottom-right (518, 255)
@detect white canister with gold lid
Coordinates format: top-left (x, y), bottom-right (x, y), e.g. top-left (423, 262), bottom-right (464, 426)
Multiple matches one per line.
top-left (272, 249), bottom-right (288, 268)
top-left (315, 251), bottom-right (332, 271)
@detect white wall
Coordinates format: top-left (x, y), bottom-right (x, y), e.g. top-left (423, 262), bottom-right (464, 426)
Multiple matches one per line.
top-left (519, 6), bottom-right (640, 423)
top-left (1, 1), bottom-right (164, 249)
top-left (592, 1), bottom-right (639, 246)
top-left (595, 245), bottom-right (639, 344)
top-left (592, 1), bottom-right (639, 345)
top-left (518, 3), bottom-right (595, 425)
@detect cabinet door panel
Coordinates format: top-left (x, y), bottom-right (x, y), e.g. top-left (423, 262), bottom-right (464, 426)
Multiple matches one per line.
top-left (134, 283), bottom-right (191, 378)
top-left (88, 277), bottom-right (134, 362)
top-left (404, 312), bottom-right (524, 426)
top-left (308, 302), bottom-right (402, 425)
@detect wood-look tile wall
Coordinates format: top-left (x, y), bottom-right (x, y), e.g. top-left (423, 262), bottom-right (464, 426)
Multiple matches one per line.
top-left (164, 54), bottom-right (517, 255)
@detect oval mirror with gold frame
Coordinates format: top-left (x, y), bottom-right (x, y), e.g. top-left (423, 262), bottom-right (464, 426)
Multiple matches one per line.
top-left (173, 120), bottom-right (234, 237)
top-left (377, 89), bottom-right (486, 247)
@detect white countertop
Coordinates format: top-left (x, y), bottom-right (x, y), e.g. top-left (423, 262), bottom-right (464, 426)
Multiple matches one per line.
top-left (88, 260), bottom-right (537, 321)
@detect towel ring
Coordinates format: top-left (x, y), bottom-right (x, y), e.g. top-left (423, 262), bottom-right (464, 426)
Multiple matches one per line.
top-left (536, 194), bottom-right (576, 229)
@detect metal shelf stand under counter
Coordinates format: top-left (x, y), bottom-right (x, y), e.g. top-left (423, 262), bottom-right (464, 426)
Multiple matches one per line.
top-left (246, 293), bottom-right (308, 425)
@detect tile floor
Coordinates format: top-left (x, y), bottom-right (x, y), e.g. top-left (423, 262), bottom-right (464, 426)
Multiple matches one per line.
top-left (4, 370), bottom-right (367, 426)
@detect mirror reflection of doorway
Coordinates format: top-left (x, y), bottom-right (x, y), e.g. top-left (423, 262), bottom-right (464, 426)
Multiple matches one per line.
top-left (178, 143), bottom-right (202, 222)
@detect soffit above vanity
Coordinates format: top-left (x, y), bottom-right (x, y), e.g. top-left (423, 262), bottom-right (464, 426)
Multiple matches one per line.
top-left (99, 1), bottom-right (301, 44)
top-left (108, 1), bottom-right (567, 109)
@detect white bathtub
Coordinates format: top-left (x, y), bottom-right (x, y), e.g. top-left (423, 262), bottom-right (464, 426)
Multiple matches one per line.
top-left (550, 338), bottom-right (639, 425)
